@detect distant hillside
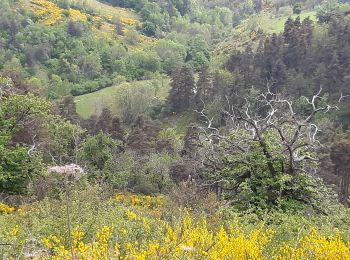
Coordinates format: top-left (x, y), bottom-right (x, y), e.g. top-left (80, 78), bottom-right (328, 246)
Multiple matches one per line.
top-left (25, 0), bottom-right (157, 49)
top-left (213, 10), bottom-right (317, 66)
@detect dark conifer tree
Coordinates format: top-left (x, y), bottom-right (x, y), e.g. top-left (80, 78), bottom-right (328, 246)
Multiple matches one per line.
top-left (127, 116), bottom-right (151, 154)
top-left (83, 108), bottom-right (125, 142)
top-left (225, 51), bottom-right (242, 74)
top-left (167, 66), bottom-right (195, 113)
top-left (96, 108), bottom-right (114, 133)
top-left (325, 52), bottom-right (344, 93)
top-left (111, 117), bottom-right (125, 143)
top-left (294, 16), bottom-right (301, 28)
top-left (301, 17), bottom-right (313, 47)
top-left (83, 115), bottom-right (98, 134)
top-left (96, 108), bottom-right (125, 142)
top-left (54, 96), bottom-right (80, 124)
top-left (283, 17), bottom-right (305, 70)
top-left (271, 58), bottom-right (287, 91)
top-left (194, 65), bottom-right (213, 110)
top-left (263, 34), bottom-right (282, 80)
top-left (283, 17), bottom-right (295, 44)
top-left (171, 125), bottom-right (203, 185)
top-left (254, 39), bottom-right (265, 68)
top-left (127, 116), bottom-right (161, 154)
top-left (241, 46), bottom-right (254, 87)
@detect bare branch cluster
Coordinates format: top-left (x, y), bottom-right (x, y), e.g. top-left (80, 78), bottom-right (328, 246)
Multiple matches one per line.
top-left (196, 86), bottom-right (344, 177)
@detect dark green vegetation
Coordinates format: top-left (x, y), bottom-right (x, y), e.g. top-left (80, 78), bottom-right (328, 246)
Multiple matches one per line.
top-left (0, 0), bottom-right (350, 225)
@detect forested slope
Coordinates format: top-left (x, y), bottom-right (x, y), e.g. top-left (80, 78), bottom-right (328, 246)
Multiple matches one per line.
top-left (1, 0), bottom-right (350, 258)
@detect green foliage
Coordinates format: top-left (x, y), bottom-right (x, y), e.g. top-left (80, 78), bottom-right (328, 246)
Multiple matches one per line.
top-left (0, 145), bottom-right (41, 194)
top-left (158, 128), bottom-right (182, 153)
top-left (80, 132), bottom-right (122, 171)
top-left (0, 0), bottom-right (247, 101)
top-left (1, 0), bottom-right (350, 248)
top-left (167, 65), bottom-right (195, 112)
top-left (0, 94), bottom-right (50, 135)
top-left (187, 35), bottom-right (210, 71)
top-left (123, 51), bottom-right (161, 79)
top-left (74, 78), bottom-right (169, 119)
top-left (153, 40), bottom-right (186, 74)
top-left (0, 94), bottom-right (50, 194)
top-left (94, 151), bottom-right (175, 193)
top-left (141, 21), bottom-right (157, 36)
top-left (42, 115), bottom-right (85, 164)
top-left (124, 29), bottom-right (140, 45)
top-left (204, 127), bottom-right (333, 212)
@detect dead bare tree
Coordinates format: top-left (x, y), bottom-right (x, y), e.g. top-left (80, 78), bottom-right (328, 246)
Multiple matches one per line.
top-left (194, 86), bottom-right (345, 206)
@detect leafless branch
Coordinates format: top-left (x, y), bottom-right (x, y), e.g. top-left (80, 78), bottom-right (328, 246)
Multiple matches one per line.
top-left (196, 84), bottom-right (343, 180)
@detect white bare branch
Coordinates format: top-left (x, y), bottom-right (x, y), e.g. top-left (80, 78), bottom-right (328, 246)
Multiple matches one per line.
top-left (196, 83), bottom-right (344, 177)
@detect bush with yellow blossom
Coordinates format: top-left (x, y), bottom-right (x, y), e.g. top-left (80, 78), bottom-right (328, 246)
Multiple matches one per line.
top-left (30, 0), bottom-right (64, 26)
top-left (1, 188), bottom-right (350, 259)
top-left (113, 193), bottom-right (164, 208)
top-left (40, 213), bottom-right (350, 259)
top-left (0, 203), bottom-right (15, 214)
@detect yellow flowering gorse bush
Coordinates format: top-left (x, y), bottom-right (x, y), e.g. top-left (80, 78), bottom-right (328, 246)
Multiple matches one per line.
top-left (0, 203), bottom-right (15, 214)
top-left (275, 228), bottom-right (350, 260)
top-left (1, 193), bottom-right (350, 259)
top-left (113, 193), bottom-right (164, 208)
top-left (30, 0), bottom-right (64, 26)
top-left (27, 0), bottom-right (157, 49)
top-left (68, 9), bottom-right (88, 22)
top-left (121, 17), bottom-right (138, 26)
top-left (43, 226), bottom-right (114, 260)
top-left (39, 212), bottom-right (350, 259)
top-left (30, 0), bottom-right (89, 25)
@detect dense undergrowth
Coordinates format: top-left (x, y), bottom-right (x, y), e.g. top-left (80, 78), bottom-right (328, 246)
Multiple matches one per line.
top-left (1, 184), bottom-right (350, 259)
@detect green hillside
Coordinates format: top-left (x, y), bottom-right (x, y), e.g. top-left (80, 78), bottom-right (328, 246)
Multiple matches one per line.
top-left (213, 10), bottom-right (317, 66)
top-left (2, 0), bottom-right (350, 258)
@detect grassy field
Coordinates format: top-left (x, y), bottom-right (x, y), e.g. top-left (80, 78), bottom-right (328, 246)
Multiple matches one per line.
top-left (75, 85), bottom-right (121, 118)
top-left (75, 78), bottom-right (170, 119)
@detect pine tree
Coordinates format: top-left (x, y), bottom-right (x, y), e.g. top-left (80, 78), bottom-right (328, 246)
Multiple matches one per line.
top-left (96, 108), bottom-right (113, 133)
top-left (263, 34), bottom-right (282, 80)
top-left (167, 66), bottom-right (195, 113)
top-left (111, 117), bottom-right (125, 143)
top-left (96, 108), bottom-right (125, 142)
top-left (283, 17), bottom-right (305, 70)
top-left (294, 16), bottom-right (301, 28)
top-left (325, 51), bottom-right (344, 93)
top-left (54, 96), bottom-right (80, 124)
top-left (194, 65), bottom-right (213, 110)
top-left (283, 17), bottom-right (295, 44)
top-left (301, 17), bottom-right (313, 47)
top-left (127, 116), bottom-right (161, 154)
top-left (83, 115), bottom-right (98, 134)
top-left (271, 58), bottom-right (287, 91)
